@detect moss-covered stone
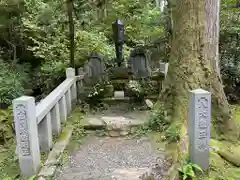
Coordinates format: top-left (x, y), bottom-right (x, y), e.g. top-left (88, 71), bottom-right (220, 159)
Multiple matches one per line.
top-left (197, 139), bottom-right (240, 179)
top-left (217, 149), bottom-right (240, 167)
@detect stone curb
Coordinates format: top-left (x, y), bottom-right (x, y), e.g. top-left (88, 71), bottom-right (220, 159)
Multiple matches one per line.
top-left (37, 125), bottom-right (74, 180)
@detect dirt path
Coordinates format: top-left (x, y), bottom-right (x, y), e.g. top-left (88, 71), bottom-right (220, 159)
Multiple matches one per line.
top-left (54, 103), bottom-right (168, 180)
top-left (55, 136), bottom-right (167, 180)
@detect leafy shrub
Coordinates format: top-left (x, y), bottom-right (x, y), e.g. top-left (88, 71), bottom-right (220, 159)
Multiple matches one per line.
top-left (178, 162), bottom-right (203, 180)
top-left (127, 79), bottom-right (159, 100)
top-left (220, 54), bottom-right (240, 102)
top-left (0, 60), bottom-right (29, 106)
top-left (164, 122), bottom-right (181, 142)
top-left (135, 103), bottom-right (170, 137)
top-left (147, 103), bottom-right (170, 132)
top-left (220, 0), bottom-right (240, 102)
top-left (32, 61), bottom-right (66, 100)
top-left (75, 30), bottom-right (115, 66)
top-left (0, 107), bottom-right (14, 145)
top-left (85, 78), bottom-right (111, 108)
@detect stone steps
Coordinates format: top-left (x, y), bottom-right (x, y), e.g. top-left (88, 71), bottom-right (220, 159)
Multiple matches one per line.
top-left (59, 167), bottom-right (156, 180)
top-left (83, 115), bottom-right (147, 137)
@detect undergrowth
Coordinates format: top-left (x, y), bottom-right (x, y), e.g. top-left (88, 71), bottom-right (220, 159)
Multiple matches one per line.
top-left (135, 102), bottom-right (181, 143)
top-left (65, 107), bottom-right (87, 151)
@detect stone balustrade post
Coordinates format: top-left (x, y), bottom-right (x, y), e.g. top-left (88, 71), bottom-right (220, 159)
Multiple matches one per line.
top-left (13, 96), bottom-right (41, 178)
top-left (38, 113), bottom-right (53, 152)
top-left (66, 68), bottom-right (77, 101)
top-left (51, 102), bottom-right (61, 135)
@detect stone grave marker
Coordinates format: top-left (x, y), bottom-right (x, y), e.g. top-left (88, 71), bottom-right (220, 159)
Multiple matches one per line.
top-left (159, 62), bottom-right (169, 77)
top-left (129, 49), bottom-right (151, 78)
top-left (188, 88), bottom-right (211, 171)
top-left (83, 52), bottom-right (106, 85)
top-left (88, 52), bottom-right (106, 80)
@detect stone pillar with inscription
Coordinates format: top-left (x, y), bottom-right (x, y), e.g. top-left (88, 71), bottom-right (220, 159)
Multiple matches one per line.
top-left (13, 96), bottom-right (41, 177)
top-left (188, 89), bottom-right (211, 171)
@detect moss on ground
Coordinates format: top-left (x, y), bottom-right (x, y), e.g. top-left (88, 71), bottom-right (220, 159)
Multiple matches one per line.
top-left (148, 105), bottom-right (240, 180)
top-left (194, 105), bottom-right (240, 179)
top-left (0, 144), bottom-right (22, 180)
top-left (197, 139), bottom-right (240, 180)
top-left (65, 107), bottom-right (87, 152)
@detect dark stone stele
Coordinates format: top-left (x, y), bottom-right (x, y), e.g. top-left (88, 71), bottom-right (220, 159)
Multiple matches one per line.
top-left (112, 19), bottom-right (124, 67)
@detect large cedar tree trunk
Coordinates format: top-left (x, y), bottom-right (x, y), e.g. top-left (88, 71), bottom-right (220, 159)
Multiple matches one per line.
top-left (160, 0), bottom-right (236, 139)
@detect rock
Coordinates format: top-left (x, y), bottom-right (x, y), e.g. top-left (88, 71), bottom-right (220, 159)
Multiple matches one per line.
top-left (84, 117), bottom-right (106, 130)
top-left (88, 118), bottom-right (104, 126)
top-left (102, 116), bottom-right (143, 131)
top-left (130, 127), bottom-right (139, 134)
top-left (108, 131), bottom-right (121, 137)
top-left (217, 149), bottom-right (240, 167)
top-left (37, 177), bottom-right (46, 180)
top-left (111, 167), bottom-right (153, 180)
top-left (38, 165), bottom-right (56, 177)
top-left (145, 99), bottom-right (154, 109)
top-left (120, 131), bottom-right (129, 136)
top-left (114, 91), bottom-right (125, 99)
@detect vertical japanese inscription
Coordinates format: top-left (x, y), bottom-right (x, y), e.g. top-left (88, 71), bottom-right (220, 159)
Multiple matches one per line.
top-left (196, 97), bottom-right (209, 152)
top-left (16, 104), bottom-right (31, 156)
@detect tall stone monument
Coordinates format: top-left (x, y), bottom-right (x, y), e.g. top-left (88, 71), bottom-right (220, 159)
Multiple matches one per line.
top-left (188, 88), bottom-right (211, 171)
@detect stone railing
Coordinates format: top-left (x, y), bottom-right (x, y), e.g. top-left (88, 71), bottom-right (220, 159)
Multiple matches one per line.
top-left (13, 68), bottom-right (78, 178)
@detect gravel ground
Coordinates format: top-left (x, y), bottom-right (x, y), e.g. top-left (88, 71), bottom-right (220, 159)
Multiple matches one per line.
top-left (54, 103), bottom-right (168, 180)
top-left (54, 136), bottom-right (167, 180)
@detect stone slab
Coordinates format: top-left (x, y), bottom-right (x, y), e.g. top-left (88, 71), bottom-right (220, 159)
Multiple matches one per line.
top-left (101, 116), bottom-right (144, 130)
top-left (83, 117), bottom-right (106, 130)
top-left (37, 177), bottom-right (46, 180)
top-left (114, 91), bottom-right (125, 99)
top-left (111, 167), bottom-right (153, 180)
top-left (120, 131), bottom-right (129, 136)
top-left (38, 165), bottom-right (56, 177)
top-left (38, 126), bottom-right (73, 179)
top-left (108, 131), bottom-right (121, 137)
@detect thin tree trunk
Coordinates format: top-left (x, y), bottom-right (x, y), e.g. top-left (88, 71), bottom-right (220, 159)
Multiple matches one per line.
top-left (66, 0), bottom-right (75, 68)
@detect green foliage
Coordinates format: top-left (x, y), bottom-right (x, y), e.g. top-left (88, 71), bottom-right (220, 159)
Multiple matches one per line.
top-left (178, 162), bottom-right (203, 180)
top-left (75, 30), bottom-right (115, 66)
top-left (135, 103), bottom-right (181, 143)
top-left (0, 60), bottom-right (29, 105)
top-left (100, 0), bottom-right (164, 46)
top-left (220, 0), bottom-right (240, 102)
top-left (127, 80), bottom-right (143, 98)
top-left (0, 146), bottom-right (20, 180)
top-left (164, 122), bottom-right (181, 142)
top-left (86, 79), bottom-right (111, 108)
top-left (27, 176), bottom-right (36, 180)
top-left (135, 103), bottom-right (171, 137)
top-left (66, 108), bottom-right (87, 151)
top-left (33, 61), bottom-right (66, 100)
top-left (127, 79), bottom-right (159, 100)
top-left (0, 107), bottom-right (14, 144)
top-left (0, 0), bottom-right (165, 104)
top-left (147, 103), bottom-right (170, 131)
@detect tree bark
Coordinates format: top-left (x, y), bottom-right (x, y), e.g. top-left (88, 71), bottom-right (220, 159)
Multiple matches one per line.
top-left (160, 0), bottom-right (236, 139)
top-left (66, 0), bottom-right (75, 68)
top-left (204, 0), bottom-right (221, 77)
